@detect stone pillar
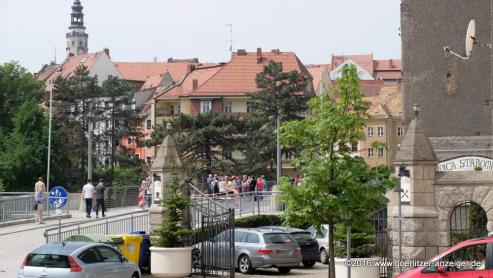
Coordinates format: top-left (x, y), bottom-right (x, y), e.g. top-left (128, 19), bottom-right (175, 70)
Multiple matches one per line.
top-left (148, 125), bottom-right (186, 232)
top-left (388, 114), bottom-right (440, 269)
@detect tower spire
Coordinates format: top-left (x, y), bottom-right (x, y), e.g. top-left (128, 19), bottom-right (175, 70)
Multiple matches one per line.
top-left (66, 0), bottom-right (88, 56)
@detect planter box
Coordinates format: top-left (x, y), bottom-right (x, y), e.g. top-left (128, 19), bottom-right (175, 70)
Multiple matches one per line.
top-left (150, 246), bottom-right (192, 278)
top-left (335, 257), bottom-right (380, 278)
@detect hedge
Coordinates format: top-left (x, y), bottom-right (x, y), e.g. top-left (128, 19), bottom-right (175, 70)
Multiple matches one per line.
top-left (234, 215), bottom-right (283, 228)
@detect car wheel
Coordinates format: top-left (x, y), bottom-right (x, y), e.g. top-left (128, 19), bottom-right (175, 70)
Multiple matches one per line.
top-left (320, 248), bottom-right (329, 264)
top-left (303, 260), bottom-right (316, 268)
top-left (238, 255), bottom-right (254, 274)
top-left (278, 267), bottom-right (292, 274)
top-left (131, 272), bottom-right (139, 278)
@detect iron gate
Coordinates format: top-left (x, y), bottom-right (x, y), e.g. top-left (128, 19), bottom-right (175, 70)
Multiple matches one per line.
top-left (374, 205), bottom-right (392, 278)
top-left (189, 183), bottom-right (235, 277)
top-left (450, 201), bottom-right (488, 245)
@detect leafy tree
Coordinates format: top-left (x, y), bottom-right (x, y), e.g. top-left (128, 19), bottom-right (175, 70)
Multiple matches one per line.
top-left (278, 65), bottom-right (394, 278)
top-left (246, 60), bottom-right (311, 175)
top-left (0, 62), bottom-right (44, 133)
top-left (0, 100), bottom-right (48, 191)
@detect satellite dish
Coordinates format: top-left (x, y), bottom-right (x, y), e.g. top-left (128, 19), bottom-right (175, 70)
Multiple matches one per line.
top-left (444, 19), bottom-right (478, 60)
top-left (465, 19), bottom-right (476, 58)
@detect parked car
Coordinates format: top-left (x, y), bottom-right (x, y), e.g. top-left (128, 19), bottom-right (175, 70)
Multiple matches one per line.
top-left (395, 236), bottom-right (490, 278)
top-left (307, 225), bottom-right (329, 264)
top-left (193, 228), bottom-right (302, 274)
top-left (17, 242), bottom-right (141, 278)
top-left (259, 226), bottom-right (319, 267)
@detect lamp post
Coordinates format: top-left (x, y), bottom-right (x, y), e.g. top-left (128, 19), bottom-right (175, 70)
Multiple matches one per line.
top-left (276, 114), bottom-right (281, 181)
top-left (46, 81), bottom-right (54, 216)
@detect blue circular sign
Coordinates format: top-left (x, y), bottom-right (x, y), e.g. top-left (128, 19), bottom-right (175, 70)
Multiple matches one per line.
top-left (49, 186), bottom-right (68, 208)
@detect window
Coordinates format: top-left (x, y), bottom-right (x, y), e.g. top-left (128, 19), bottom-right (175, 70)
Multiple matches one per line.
top-left (235, 231), bottom-right (247, 242)
top-left (263, 233), bottom-right (295, 244)
top-left (147, 120), bottom-right (152, 130)
top-left (284, 151), bottom-right (293, 160)
top-left (135, 153), bottom-right (140, 159)
top-left (377, 127), bottom-right (384, 136)
top-left (397, 126), bottom-right (404, 137)
top-left (245, 233), bottom-right (260, 244)
top-left (170, 105), bottom-right (175, 115)
top-left (224, 101), bottom-right (232, 113)
top-left (223, 149), bottom-right (232, 159)
top-left (377, 147), bottom-right (384, 158)
top-left (27, 254), bottom-right (70, 268)
top-left (367, 127), bottom-right (374, 137)
top-left (96, 247), bottom-right (122, 263)
top-left (430, 243), bottom-right (487, 272)
top-left (351, 142), bottom-right (358, 152)
top-left (79, 248), bottom-right (101, 264)
top-left (177, 105), bottom-right (181, 114)
top-left (146, 156), bottom-right (152, 164)
top-left (200, 100), bottom-right (212, 113)
top-left (246, 102), bottom-right (254, 113)
top-left (368, 148), bottom-right (374, 158)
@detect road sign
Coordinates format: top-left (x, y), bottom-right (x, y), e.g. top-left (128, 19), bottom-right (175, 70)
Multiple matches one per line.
top-left (49, 186), bottom-right (68, 209)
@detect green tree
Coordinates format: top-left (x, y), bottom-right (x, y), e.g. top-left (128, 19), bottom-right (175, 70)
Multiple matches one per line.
top-left (101, 76), bottom-right (141, 184)
top-left (246, 60), bottom-right (312, 175)
top-left (148, 112), bottom-right (245, 179)
top-left (278, 65), bottom-right (394, 278)
top-left (0, 62), bottom-right (44, 133)
top-left (0, 100), bottom-right (48, 191)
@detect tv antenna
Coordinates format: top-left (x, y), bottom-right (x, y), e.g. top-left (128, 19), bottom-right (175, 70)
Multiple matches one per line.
top-left (225, 24), bottom-right (233, 53)
top-left (444, 19), bottom-right (490, 59)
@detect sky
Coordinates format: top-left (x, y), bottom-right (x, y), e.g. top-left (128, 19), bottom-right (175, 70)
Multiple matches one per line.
top-left (0, 0), bottom-right (401, 73)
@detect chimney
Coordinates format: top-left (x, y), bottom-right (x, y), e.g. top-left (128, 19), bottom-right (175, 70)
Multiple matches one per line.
top-left (187, 64), bottom-right (196, 73)
top-left (103, 48), bottom-right (110, 58)
top-left (256, 47), bottom-right (263, 64)
top-left (389, 59), bottom-right (394, 68)
top-left (192, 79), bottom-right (199, 90)
top-left (237, 49), bottom-right (246, 56)
top-left (271, 49), bottom-right (280, 54)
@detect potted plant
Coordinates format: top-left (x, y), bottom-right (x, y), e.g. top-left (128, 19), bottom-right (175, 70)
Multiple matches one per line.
top-left (150, 174), bottom-right (193, 278)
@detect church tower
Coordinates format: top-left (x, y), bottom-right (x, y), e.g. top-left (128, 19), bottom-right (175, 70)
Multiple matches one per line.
top-left (66, 0), bottom-right (88, 56)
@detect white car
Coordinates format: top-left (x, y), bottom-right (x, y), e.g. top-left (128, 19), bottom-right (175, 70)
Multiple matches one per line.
top-left (306, 225), bottom-right (329, 264)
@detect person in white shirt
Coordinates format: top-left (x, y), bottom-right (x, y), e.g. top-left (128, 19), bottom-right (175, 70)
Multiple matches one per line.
top-left (218, 178), bottom-right (227, 195)
top-left (82, 179), bottom-right (95, 218)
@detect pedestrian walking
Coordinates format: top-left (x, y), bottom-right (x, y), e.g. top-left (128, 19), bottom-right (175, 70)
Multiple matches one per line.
top-left (94, 179), bottom-right (106, 218)
top-left (34, 177), bottom-right (46, 224)
top-left (82, 179), bottom-right (95, 218)
top-left (138, 180), bottom-right (146, 209)
top-left (256, 177), bottom-right (264, 201)
top-left (145, 177), bottom-right (153, 208)
top-left (242, 175), bottom-right (249, 193)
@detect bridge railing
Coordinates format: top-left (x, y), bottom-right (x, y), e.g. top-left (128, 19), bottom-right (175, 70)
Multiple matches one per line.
top-left (44, 209), bottom-right (149, 243)
top-left (0, 193), bottom-right (70, 224)
top-left (191, 191), bottom-right (285, 219)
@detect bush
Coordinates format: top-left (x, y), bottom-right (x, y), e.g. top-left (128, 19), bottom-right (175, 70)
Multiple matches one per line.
top-left (234, 215), bottom-right (282, 228)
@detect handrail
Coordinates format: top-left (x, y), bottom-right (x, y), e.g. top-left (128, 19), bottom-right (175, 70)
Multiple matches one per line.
top-left (43, 209), bottom-right (148, 236)
top-left (188, 182), bottom-right (229, 210)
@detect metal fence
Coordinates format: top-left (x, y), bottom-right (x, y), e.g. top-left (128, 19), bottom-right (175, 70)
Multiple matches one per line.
top-left (105, 186), bottom-right (140, 208)
top-left (44, 210), bottom-right (149, 243)
top-left (189, 183), bottom-right (235, 278)
top-left (0, 193), bottom-right (69, 224)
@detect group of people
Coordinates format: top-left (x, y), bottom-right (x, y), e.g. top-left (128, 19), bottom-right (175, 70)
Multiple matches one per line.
top-left (82, 179), bottom-right (106, 218)
top-left (138, 176), bottom-right (155, 209)
top-left (206, 174), bottom-right (269, 195)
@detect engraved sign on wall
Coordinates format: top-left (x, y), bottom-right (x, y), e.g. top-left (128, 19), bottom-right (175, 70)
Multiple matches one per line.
top-left (437, 156), bottom-right (493, 172)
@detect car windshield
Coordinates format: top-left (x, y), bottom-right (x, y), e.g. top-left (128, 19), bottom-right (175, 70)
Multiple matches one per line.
top-left (26, 253), bottom-right (70, 268)
top-left (263, 233), bottom-right (295, 244)
top-left (291, 232), bottom-right (314, 240)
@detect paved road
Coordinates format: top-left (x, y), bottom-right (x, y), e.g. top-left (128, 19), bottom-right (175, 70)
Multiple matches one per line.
top-left (0, 206), bottom-right (143, 277)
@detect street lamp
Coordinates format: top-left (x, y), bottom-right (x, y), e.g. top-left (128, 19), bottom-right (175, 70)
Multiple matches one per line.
top-left (46, 80), bottom-right (54, 216)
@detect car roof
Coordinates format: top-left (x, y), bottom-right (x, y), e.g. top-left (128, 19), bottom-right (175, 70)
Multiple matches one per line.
top-left (31, 242), bottom-right (101, 255)
top-left (235, 227), bottom-right (289, 234)
top-left (258, 226), bottom-right (308, 233)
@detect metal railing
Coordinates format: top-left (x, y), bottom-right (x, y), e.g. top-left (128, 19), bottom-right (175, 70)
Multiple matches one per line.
top-left (44, 209), bottom-right (149, 243)
top-left (192, 191), bottom-right (284, 219)
top-left (0, 193), bottom-right (70, 224)
top-left (105, 186), bottom-right (140, 208)
top-left (189, 183), bottom-right (235, 278)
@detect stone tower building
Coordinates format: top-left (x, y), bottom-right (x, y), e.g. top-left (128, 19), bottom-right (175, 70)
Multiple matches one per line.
top-left (66, 0), bottom-right (88, 56)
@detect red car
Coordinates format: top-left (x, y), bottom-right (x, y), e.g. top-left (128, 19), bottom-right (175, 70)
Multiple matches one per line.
top-left (396, 237), bottom-right (490, 278)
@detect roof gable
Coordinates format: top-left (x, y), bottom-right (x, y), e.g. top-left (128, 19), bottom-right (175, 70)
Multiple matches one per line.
top-left (330, 59), bottom-right (375, 81)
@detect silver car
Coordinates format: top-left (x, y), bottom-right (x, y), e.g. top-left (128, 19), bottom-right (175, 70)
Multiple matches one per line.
top-left (17, 242), bottom-right (141, 278)
top-left (307, 225), bottom-right (329, 264)
top-left (194, 228), bottom-right (301, 274)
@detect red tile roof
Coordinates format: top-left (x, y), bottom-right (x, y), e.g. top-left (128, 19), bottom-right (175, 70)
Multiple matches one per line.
top-left (331, 79), bottom-right (385, 97)
top-left (37, 51), bottom-right (106, 91)
top-left (331, 54), bottom-right (374, 75)
top-left (187, 50), bottom-right (312, 97)
top-left (373, 59), bottom-right (402, 71)
top-left (114, 62), bottom-right (190, 82)
top-left (155, 65), bottom-right (223, 100)
top-left (140, 74), bottom-right (166, 91)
